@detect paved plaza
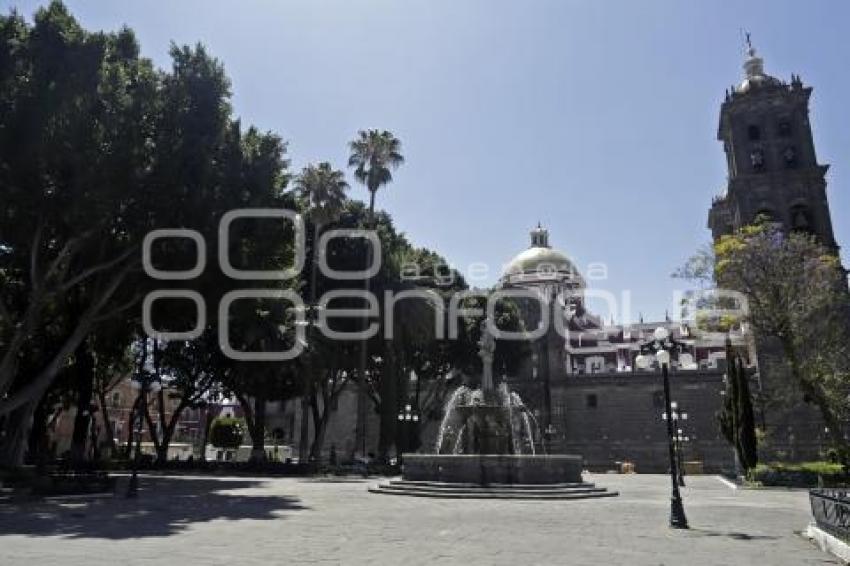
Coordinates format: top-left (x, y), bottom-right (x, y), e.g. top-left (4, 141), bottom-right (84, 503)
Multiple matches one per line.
top-left (0, 473), bottom-right (838, 565)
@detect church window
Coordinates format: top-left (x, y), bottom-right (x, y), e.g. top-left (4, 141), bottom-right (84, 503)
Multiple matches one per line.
top-left (783, 146), bottom-right (797, 168)
top-left (790, 205), bottom-right (813, 233)
top-left (747, 125), bottom-right (761, 141)
top-left (585, 394), bottom-right (597, 409)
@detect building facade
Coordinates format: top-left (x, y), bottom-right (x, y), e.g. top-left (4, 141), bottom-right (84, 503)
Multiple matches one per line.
top-left (707, 40), bottom-right (842, 461)
top-left (271, 43), bottom-right (842, 471)
top-left (498, 225), bottom-right (748, 472)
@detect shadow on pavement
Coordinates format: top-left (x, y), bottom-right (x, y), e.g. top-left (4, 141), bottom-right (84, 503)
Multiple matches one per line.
top-left (0, 476), bottom-right (307, 539)
top-left (690, 528), bottom-right (782, 541)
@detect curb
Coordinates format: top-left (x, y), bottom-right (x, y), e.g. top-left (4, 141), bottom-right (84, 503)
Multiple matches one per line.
top-left (805, 523), bottom-right (850, 564)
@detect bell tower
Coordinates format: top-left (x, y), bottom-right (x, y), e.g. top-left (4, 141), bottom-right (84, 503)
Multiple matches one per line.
top-left (708, 38), bottom-right (838, 251)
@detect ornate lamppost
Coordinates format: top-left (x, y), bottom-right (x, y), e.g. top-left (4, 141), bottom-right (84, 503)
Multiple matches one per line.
top-left (397, 402), bottom-right (420, 462)
top-left (635, 327), bottom-right (689, 529)
top-left (663, 401), bottom-right (689, 486)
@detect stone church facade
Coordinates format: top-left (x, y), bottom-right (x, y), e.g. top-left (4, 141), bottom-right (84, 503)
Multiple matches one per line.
top-left (707, 40), bottom-right (843, 463)
top-left (278, 42), bottom-right (841, 472)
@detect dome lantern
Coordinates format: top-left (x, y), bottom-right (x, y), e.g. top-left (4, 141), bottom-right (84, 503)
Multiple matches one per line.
top-left (530, 222), bottom-right (550, 248)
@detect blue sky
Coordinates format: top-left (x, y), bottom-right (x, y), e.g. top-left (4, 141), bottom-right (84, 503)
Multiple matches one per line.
top-left (6, 0), bottom-right (850, 322)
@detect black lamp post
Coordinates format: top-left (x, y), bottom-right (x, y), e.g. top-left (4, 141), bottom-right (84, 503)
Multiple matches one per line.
top-left (397, 384), bottom-right (420, 465)
top-left (636, 326), bottom-right (689, 530)
top-left (663, 401), bottom-right (689, 487)
top-left (674, 427), bottom-right (690, 487)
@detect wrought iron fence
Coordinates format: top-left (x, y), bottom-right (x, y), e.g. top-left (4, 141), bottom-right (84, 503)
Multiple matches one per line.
top-left (810, 489), bottom-right (850, 541)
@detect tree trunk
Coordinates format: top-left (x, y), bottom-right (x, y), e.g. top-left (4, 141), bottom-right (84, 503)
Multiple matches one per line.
top-left (308, 386), bottom-right (327, 461)
top-left (153, 387), bottom-right (168, 464)
top-left (300, 221), bottom-right (321, 463)
top-left (354, 202), bottom-right (375, 460)
top-left (377, 347), bottom-right (399, 463)
top-left (299, 393), bottom-right (310, 462)
top-left (199, 407), bottom-right (216, 461)
top-left (96, 389), bottom-right (116, 454)
top-left (27, 395), bottom-right (51, 467)
top-left (70, 340), bottom-right (95, 467)
top-left (0, 263), bottom-right (132, 417)
top-left (0, 401), bottom-right (37, 468)
top-left (250, 394), bottom-right (267, 462)
top-left (143, 402), bottom-right (162, 459)
top-left (157, 400), bottom-right (189, 464)
top-left (124, 394), bottom-right (141, 458)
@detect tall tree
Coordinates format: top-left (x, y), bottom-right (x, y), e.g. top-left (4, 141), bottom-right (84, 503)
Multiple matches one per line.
top-left (0, 3), bottom-right (297, 465)
top-left (680, 221), bottom-right (850, 451)
top-left (718, 337), bottom-right (758, 473)
top-left (0, 4), bottom-right (159, 463)
top-left (347, 129), bottom-right (403, 458)
top-left (348, 130), bottom-right (404, 222)
top-left (294, 162), bottom-right (348, 462)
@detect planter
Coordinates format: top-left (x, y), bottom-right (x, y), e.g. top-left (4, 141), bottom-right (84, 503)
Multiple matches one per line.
top-left (683, 460), bottom-right (704, 475)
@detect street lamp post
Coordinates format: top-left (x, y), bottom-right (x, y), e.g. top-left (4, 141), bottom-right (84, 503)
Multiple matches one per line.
top-left (635, 326), bottom-right (689, 530)
top-left (674, 428), bottom-right (690, 486)
top-left (397, 402), bottom-right (419, 465)
top-left (663, 401), bottom-right (689, 487)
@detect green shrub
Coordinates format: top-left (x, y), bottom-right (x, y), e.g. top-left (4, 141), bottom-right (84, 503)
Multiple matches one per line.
top-left (748, 461), bottom-right (846, 487)
top-left (756, 461), bottom-right (844, 475)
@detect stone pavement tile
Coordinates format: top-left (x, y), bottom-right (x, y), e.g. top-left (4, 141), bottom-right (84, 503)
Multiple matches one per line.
top-left (0, 473), bottom-right (840, 565)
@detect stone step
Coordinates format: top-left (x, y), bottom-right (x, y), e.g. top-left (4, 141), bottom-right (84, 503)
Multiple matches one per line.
top-left (369, 483), bottom-right (619, 500)
top-left (388, 479), bottom-right (595, 490)
top-left (382, 482), bottom-right (607, 495)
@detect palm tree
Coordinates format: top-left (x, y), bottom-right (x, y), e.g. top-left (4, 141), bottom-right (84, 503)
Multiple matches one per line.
top-left (348, 129), bottom-right (404, 225)
top-left (294, 162), bottom-right (349, 463)
top-left (296, 162), bottom-right (350, 229)
top-left (348, 130), bottom-right (404, 460)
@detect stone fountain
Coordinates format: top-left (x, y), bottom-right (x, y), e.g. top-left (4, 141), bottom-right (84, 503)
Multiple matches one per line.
top-left (371, 320), bottom-right (618, 499)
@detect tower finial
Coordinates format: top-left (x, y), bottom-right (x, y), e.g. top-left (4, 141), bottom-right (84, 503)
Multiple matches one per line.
top-left (740, 28), bottom-right (755, 56)
top-left (740, 30), bottom-right (765, 79)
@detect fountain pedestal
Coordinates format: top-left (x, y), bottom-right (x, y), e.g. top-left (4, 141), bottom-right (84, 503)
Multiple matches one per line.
top-left (455, 404), bottom-right (513, 455)
top-left (370, 318), bottom-right (617, 499)
top-left (401, 454), bottom-right (583, 484)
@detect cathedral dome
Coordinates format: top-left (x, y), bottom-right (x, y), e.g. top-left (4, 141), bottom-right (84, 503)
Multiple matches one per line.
top-left (501, 224), bottom-right (583, 287)
top-left (504, 246), bottom-right (574, 276)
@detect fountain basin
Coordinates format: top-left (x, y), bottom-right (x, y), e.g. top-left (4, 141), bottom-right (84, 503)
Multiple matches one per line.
top-left (401, 454), bottom-right (583, 485)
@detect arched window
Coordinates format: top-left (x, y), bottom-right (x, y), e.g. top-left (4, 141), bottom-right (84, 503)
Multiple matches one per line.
top-left (790, 205), bottom-right (814, 234)
top-left (748, 125), bottom-right (761, 141)
top-left (783, 146), bottom-right (797, 168)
